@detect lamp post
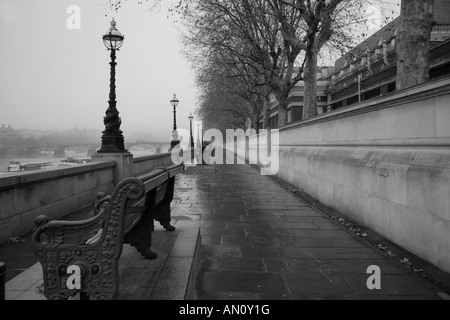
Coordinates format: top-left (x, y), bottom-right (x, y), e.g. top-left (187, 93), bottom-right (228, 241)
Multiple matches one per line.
top-left (98, 18), bottom-right (126, 154)
top-left (170, 94), bottom-right (180, 150)
top-left (188, 113), bottom-right (194, 162)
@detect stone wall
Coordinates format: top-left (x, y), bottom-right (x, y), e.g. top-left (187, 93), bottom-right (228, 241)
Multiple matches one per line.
top-left (277, 77), bottom-right (450, 272)
top-left (133, 153), bottom-right (174, 177)
top-left (0, 162), bottom-right (116, 243)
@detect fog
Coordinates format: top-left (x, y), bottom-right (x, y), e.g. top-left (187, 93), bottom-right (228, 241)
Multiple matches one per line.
top-left (0, 0), bottom-right (198, 142)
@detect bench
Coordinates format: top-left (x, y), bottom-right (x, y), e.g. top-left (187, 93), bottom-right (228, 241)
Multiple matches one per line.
top-left (31, 164), bottom-right (183, 300)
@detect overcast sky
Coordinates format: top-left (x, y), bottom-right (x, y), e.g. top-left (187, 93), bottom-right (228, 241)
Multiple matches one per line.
top-left (0, 0), bottom-right (197, 142)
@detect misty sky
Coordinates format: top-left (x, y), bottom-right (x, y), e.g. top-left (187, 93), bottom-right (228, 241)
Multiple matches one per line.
top-left (0, 0), bottom-right (197, 142)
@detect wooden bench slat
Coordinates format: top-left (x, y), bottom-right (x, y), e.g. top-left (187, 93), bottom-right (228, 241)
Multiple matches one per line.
top-left (143, 173), bottom-right (168, 193)
top-left (167, 164), bottom-right (183, 178)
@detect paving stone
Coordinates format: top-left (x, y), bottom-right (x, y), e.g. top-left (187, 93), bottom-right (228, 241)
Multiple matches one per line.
top-left (280, 216), bottom-right (334, 223)
top-left (172, 207), bottom-right (214, 216)
top-left (290, 229), bottom-right (354, 238)
top-left (226, 222), bottom-right (274, 229)
top-left (284, 247), bottom-right (386, 260)
top-left (202, 245), bottom-right (243, 258)
top-left (199, 271), bottom-right (286, 295)
top-left (240, 215), bottom-right (284, 223)
top-left (288, 259), bottom-right (410, 275)
top-left (279, 210), bottom-right (324, 217)
top-left (343, 274), bottom-right (440, 296)
top-left (313, 222), bottom-right (345, 230)
top-left (245, 227), bottom-right (293, 237)
top-left (201, 214), bottom-right (242, 221)
top-left (203, 257), bottom-right (266, 273)
top-left (199, 221), bottom-right (227, 228)
top-left (200, 228), bottom-right (246, 237)
top-left (272, 223), bottom-right (319, 230)
top-left (213, 208), bottom-right (247, 215)
top-left (239, 245), bottom-right (292, 259)
top-left (263, 259), bottom-right (291, 273)
top-left (283, 273), bottom-right (354, 295)
top-left (201, 236), bottom-right (221, 246)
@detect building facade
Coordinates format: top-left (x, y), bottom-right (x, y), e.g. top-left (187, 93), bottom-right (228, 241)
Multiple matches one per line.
top-left (259, 1), bottom-right (450, 126)
top-left (328, 1), bottom-right (450, 111)
top-left (258, 67), bottom-right (332, 129)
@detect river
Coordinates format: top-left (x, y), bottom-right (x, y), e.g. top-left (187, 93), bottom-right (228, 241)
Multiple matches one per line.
top-left (0, 149), bottom-right (157, 176)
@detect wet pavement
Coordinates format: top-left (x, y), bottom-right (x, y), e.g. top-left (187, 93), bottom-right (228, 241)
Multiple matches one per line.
top-left (171, 164), bottom-right (448, 300)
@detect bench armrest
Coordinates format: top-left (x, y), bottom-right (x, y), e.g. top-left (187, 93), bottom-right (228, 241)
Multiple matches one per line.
top-left (32, 208), bottom-right (108, 259)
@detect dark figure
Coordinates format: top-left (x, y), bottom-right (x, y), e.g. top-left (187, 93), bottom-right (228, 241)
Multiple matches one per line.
top-left (153, 175), bottom-right (177, 232)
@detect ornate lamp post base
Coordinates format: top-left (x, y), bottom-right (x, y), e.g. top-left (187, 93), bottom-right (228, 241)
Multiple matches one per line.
top-left (98, 134), bottom-right (126, 154)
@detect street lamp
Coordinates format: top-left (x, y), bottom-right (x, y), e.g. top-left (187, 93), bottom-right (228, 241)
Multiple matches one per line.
top-left (188, 113), bottom-right (194, 162)
top-left (170, 94), bottom-right (180, 150)
top-left (98, 18), bottom-right (126, 154)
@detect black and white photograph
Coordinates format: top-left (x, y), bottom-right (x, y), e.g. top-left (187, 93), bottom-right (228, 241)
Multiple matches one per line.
top-left (0, 0), bottom-right (449, 309)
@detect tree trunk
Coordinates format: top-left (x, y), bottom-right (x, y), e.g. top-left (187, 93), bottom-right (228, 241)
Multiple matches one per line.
top-left (277, 98), bottom-right (288, 127)
top-left (396, 0), bottom-right (435, 90)
top-left (303, 51), bottom-right (318, 120)
top-left (253, 114), bottom-right (260, 134)
top-left (263, 99), bottom-right (270, 129)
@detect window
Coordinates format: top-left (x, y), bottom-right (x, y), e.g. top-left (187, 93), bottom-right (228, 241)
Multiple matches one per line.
top-left (388, 82), bottom-right (396, 93)
top-left (363, 88), bottom-right (381, 100)
top-left (347, 95), bottom-right (360, 106)
top-left (430, 63), bottom-right (450, 79)
top-left (332, 101), bottom-right (343, 110)
top-left (269, 115), bottom-right (279, 128)
top-left (287, 109), bottom-right (292, 124)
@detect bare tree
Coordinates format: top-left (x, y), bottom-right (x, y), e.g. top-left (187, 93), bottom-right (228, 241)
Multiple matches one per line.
top-left (178, 0), bottom-right (382, 123)
top-left (178, 0), bottom-right (307, 127)
top-left (396, 0), bottom-right (435, 90)
top-left (180, 1), bottom-right (271, 131)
